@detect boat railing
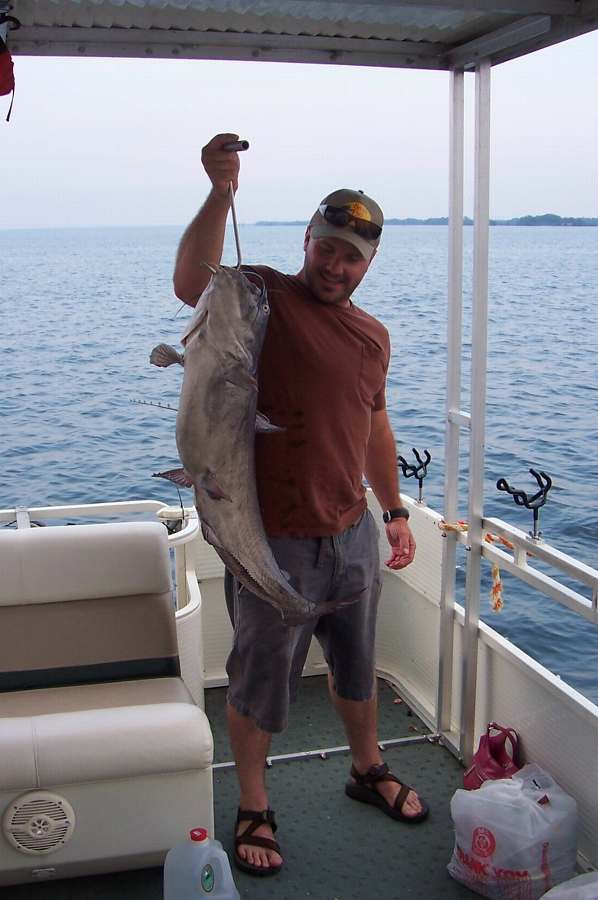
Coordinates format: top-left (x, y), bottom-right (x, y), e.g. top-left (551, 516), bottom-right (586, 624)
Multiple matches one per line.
top-left (377, 495), bottom-right (598, 723)
top-left (0, 499), bottom-right (177, 523)
top-left (480, 516), bottom-right (598, 622)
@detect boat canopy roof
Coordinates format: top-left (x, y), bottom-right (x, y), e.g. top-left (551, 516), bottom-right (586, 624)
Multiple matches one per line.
top-left (6, 0), bottom-right (598, 67)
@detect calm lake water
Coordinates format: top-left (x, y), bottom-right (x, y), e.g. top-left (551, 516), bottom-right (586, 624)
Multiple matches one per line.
top-left (1, 224), bottom-right (597, 700)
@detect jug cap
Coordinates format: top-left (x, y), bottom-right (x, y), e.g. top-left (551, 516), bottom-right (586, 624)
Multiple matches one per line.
top-left (190, 827), bottom-right (208, 842)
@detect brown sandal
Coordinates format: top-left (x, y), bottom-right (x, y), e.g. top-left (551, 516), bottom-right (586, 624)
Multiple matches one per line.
top-left (345, 762), bottom-right (429, 823)
top-left (233, 808), bottom-right (283, 876)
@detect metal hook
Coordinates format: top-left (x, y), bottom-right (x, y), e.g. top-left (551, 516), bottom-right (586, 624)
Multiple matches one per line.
top-left (398, 448), bottom-right (432, 504)
top-left (228, 182), bottom-right (242, 269)
top-left (496, 468), bottom-right (553, 541)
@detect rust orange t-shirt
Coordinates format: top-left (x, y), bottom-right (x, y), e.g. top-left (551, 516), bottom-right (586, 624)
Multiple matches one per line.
top-left (248, 265), bottom-right (390, 538)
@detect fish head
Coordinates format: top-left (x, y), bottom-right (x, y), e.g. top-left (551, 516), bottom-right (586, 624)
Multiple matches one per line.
top-left (180, 266), bottom-right (269, 360)
top-left (207, 267), bottom-right (270, 359)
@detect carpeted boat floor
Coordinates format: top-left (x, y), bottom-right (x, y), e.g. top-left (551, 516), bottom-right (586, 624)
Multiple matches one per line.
top-left (1, 677), bottom-right (477, 899)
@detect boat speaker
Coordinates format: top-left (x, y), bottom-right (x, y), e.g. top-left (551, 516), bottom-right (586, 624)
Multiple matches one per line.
top-left (2, 791), bottom-right (76, 855)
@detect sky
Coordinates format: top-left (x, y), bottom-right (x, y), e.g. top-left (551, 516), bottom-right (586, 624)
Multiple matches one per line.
top-left (1, 30), bottom-right (596, 228)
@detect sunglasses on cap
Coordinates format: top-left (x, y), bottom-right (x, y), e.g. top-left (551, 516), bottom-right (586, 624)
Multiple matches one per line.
top-left (318, 204), bottom-right (382, 241)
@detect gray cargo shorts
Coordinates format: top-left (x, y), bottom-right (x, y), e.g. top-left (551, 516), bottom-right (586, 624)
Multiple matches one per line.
top-left (224, 509), bottom-right (382, 733)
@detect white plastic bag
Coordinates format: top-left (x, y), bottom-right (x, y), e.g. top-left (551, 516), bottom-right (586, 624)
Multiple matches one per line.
top-left (448, 764), bottom-right (578, 899)
top-left (541, 872), bottom-right (598, 898)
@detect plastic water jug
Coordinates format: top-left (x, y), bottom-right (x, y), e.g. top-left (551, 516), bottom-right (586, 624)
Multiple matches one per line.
top-left (163, 827), bottom-right (240, 899)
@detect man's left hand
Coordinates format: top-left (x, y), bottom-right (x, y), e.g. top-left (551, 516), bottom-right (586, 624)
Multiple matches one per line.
top-left (385, 518), bottom-right (416, 570)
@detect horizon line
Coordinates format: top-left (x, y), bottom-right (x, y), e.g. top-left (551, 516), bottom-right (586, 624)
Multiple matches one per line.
top-left (2, 213), bottom-right (598, 232)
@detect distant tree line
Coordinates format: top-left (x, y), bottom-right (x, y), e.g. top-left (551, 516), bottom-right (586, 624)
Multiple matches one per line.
top-left (256, 214), bottom-right (597, 226)
top-left (491, 214), bottom-right (598, 226)
top-left (386, 214), bottom-right (598, 226)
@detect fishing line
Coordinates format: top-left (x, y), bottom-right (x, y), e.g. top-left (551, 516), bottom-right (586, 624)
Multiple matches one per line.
top-left (175, 484), bottom-right (184, 528)
top-left (161, 484), bottom-right (186, 535)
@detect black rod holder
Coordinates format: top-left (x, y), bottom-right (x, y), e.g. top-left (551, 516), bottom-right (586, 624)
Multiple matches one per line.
top-left (398, 448), bottom-right (432, 504)
top-left (496, 468), bottom-right (552, 541)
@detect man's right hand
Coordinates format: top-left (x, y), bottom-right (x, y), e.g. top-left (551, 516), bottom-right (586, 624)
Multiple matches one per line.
top-left (173, 132), bottom-right (244, 303)
top-left (201, 133), bottom-right (242, 198)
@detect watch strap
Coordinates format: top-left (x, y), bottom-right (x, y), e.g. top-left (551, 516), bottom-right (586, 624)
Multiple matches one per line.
top-left (383, 507), bottom-right (410, 523)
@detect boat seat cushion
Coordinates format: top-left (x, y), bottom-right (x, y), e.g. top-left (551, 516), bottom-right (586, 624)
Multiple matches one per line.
top-left (0, 522), bottom-right (180, 693)
top-left (1, 700), bottom-right (213, 792)
top-left (0, 521), bottom-right (172, 605)
top-left (0, 676), bottom-right (192, 718)
top-left (0, 592), bottom-right (180, 692)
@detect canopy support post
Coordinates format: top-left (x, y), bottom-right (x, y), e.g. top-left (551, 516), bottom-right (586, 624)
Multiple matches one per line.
top-left (461, 58), bottom-right (492, 765)
top-left (437, 67), bottom-right (465, 745)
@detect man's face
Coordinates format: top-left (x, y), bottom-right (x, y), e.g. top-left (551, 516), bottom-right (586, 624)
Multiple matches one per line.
top-left (299, 229), bottom-right (374, 306)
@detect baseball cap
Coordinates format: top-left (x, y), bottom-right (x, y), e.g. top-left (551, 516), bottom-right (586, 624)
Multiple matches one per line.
top-left (309, 188), bottom-right (384, 261)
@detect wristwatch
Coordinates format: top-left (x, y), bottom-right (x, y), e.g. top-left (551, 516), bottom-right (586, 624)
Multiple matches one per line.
top-left (382, 507), bottom-right (410, 523)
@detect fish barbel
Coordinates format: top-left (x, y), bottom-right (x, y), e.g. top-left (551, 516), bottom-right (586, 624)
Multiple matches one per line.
top-left (152, 266), bottom-right (357, 624)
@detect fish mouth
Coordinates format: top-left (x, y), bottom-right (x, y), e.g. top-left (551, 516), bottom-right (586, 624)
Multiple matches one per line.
top-left (243, 268), bottom-right (267, 294)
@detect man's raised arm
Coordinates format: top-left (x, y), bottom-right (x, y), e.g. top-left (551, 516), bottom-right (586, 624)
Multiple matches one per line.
top-left (173, 132), bottom-right (242, 306)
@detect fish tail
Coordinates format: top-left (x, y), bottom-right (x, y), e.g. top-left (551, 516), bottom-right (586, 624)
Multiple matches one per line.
top-left (278, 588), bottom-right (366, 625)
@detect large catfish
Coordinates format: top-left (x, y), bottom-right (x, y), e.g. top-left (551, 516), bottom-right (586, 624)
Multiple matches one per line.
top-left (152, 266), bottom-right (357, 624)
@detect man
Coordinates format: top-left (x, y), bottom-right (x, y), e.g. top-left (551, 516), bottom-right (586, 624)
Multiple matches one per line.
top-left (173, 133), bottom-right (428, 877)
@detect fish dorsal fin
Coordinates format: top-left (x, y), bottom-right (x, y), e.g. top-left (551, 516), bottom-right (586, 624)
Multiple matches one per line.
top-left (149, 343), bottom-right (184, 368)
top-left (152, 468), bottom-right (194, 488)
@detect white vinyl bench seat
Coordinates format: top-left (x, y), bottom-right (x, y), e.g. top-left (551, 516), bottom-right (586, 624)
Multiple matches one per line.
top-left (2, 702), bottom-right (213, 792)
top-left (0, 521), bottom-right (213, 887)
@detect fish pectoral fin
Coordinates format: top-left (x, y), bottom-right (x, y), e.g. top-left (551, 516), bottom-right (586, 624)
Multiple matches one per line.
top-left (200, 519), bottom-right (222, 548)
top-left (153, 467), bottom-right (194, 488)
top-left (149, 343), bottom-right (184, 367)
top-left (197, 472), bottom-right (232, 502)
top-left (255, 412), bottom-right (285, 434)
top-left (224, 371), bottom-right (257, 391)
